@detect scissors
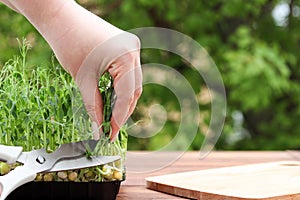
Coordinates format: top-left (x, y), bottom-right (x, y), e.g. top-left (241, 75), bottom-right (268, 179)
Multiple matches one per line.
top-left (0, 140), bottom-right (120, 200)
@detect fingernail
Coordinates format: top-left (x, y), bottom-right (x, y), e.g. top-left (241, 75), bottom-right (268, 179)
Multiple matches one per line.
top-left (92, 121), bottom-right (100, 140)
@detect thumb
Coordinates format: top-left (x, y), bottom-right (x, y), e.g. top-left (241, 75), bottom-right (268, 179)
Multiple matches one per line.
top-left (76, 78), bottom-right (103, 140)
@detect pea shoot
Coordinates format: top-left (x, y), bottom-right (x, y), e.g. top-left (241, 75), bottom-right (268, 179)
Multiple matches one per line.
top-left (0, 39), bottom-right (128, 182)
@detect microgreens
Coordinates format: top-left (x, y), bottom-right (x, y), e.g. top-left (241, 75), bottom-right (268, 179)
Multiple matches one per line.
top-left (0, 39), bottom-right (127, 182)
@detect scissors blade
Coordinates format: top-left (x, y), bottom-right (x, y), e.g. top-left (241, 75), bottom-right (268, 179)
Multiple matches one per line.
top-left (42, 139), bottom-right (105, 161)
top-left (17, 140), bottom-right (120, 172)
top-left (47, 155), bottom-right (121, 172)
top-left (14, 139), bottom-right (100, 164)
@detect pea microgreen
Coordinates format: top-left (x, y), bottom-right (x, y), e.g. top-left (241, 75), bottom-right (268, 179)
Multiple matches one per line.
top-left (0, 39), bottom-right (127, 182)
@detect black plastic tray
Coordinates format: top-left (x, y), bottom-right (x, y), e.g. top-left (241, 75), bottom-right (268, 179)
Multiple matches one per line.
top-left (7, 181), bottom-right (122, 200)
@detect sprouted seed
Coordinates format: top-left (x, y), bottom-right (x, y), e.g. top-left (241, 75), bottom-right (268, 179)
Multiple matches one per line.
top-left (0, 39), bottom-right (128, 182)
top-left (43, 173), bottom-right (54, 182)
top-left (0, 162), bottom-right (10, 175)
top-left (57, 171), bottom-right (68, 180)
top-left (68, 171), bottom-right (78, 181)
top-left (113, 170), bottom-right (123, 180)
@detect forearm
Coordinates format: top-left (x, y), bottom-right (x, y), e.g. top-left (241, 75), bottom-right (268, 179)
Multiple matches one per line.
top-left (0, 0), bottom-right (19, 12)
top-left (1, 0), bottom-right (122, 75)
top-left (8, 0), bottom-right (71, 39)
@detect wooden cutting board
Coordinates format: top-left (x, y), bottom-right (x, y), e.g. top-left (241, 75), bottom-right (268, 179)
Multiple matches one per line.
top-left (146, 161), bottom-right (300, 199)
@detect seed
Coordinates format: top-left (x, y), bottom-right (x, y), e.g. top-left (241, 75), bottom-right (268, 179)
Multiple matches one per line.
top-left (113, 171), bottom-right (123, 180)
top-left (0, 162), bottom-right (11, 175)
top-left (43, 173), bottom-right (54, 182)
top-left (57, 171), bottom-right (67, 180)
top-left (68, 171), bottom-right (78, 181)
top-left (102, 166), bottom-right (113, 180)
top-left (35, 174), bottom-right (43, 181)
top-left (84, 171), bottom-right (95, 180)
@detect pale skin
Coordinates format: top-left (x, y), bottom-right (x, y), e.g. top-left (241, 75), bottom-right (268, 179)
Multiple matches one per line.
top-left (0, 0), bottom-right (142, 141)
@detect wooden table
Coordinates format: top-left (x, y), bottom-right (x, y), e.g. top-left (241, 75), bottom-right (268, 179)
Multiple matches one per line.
top-left (116, 151), bottom-right (298, 200)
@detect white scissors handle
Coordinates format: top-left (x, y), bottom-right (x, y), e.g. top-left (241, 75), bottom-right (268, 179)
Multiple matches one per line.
top-left (0, 165), bottom-right (36, 200)
top-left (0, 145), bottom-right (23, 164)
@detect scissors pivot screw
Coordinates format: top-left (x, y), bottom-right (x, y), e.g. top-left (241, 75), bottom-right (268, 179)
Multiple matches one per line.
top-left (36, 155), bottom-right (46, 164)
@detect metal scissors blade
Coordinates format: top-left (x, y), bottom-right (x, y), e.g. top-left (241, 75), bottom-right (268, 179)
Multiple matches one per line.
top-left (47, 155), bottom-right (121, 172)
top-left (0, 140), bottom-right (119, 200)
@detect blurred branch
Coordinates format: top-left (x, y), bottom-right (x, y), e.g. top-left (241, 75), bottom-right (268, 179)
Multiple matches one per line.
top-left (79, 0), bottom-right (124, 17)
top-left (147, 7), bottom-right (172, 28)
top-left (101, 0), bottom-right (124, 17)
top-left (288, 0), bottom-right (294, 30)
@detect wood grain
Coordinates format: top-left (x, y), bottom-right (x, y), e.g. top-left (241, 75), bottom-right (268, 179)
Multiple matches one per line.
top-left (146, 161), bottom-right (300, 199)
top-left (116, 151), bottom-right (297, 200)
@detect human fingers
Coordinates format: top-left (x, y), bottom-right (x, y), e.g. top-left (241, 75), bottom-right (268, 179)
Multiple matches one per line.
top-left (75, 32), bottom-right (140, 140)
top-left (77, 78), bottom-right (103, 140)
top-left (126, 54), bottom-right (143, 120)
top-left (108, 52), bottom-right (139, 141)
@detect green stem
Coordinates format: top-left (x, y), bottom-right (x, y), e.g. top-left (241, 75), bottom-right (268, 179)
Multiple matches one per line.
top-left (43, 120), bottom-right (47, 149)
top-left (26, 122), bottom-right (30, 151)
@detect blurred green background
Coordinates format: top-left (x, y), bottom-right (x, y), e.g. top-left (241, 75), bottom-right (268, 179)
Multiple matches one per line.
top-left (1, 0), bottom-right (300, 151)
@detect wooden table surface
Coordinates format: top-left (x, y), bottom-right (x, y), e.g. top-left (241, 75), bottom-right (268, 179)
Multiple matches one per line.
top-left (116, 151), bottom-right (298, 200)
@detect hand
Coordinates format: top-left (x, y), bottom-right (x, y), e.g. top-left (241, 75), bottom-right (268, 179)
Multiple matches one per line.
top-left (76, 32), bottom-right (142, 141)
